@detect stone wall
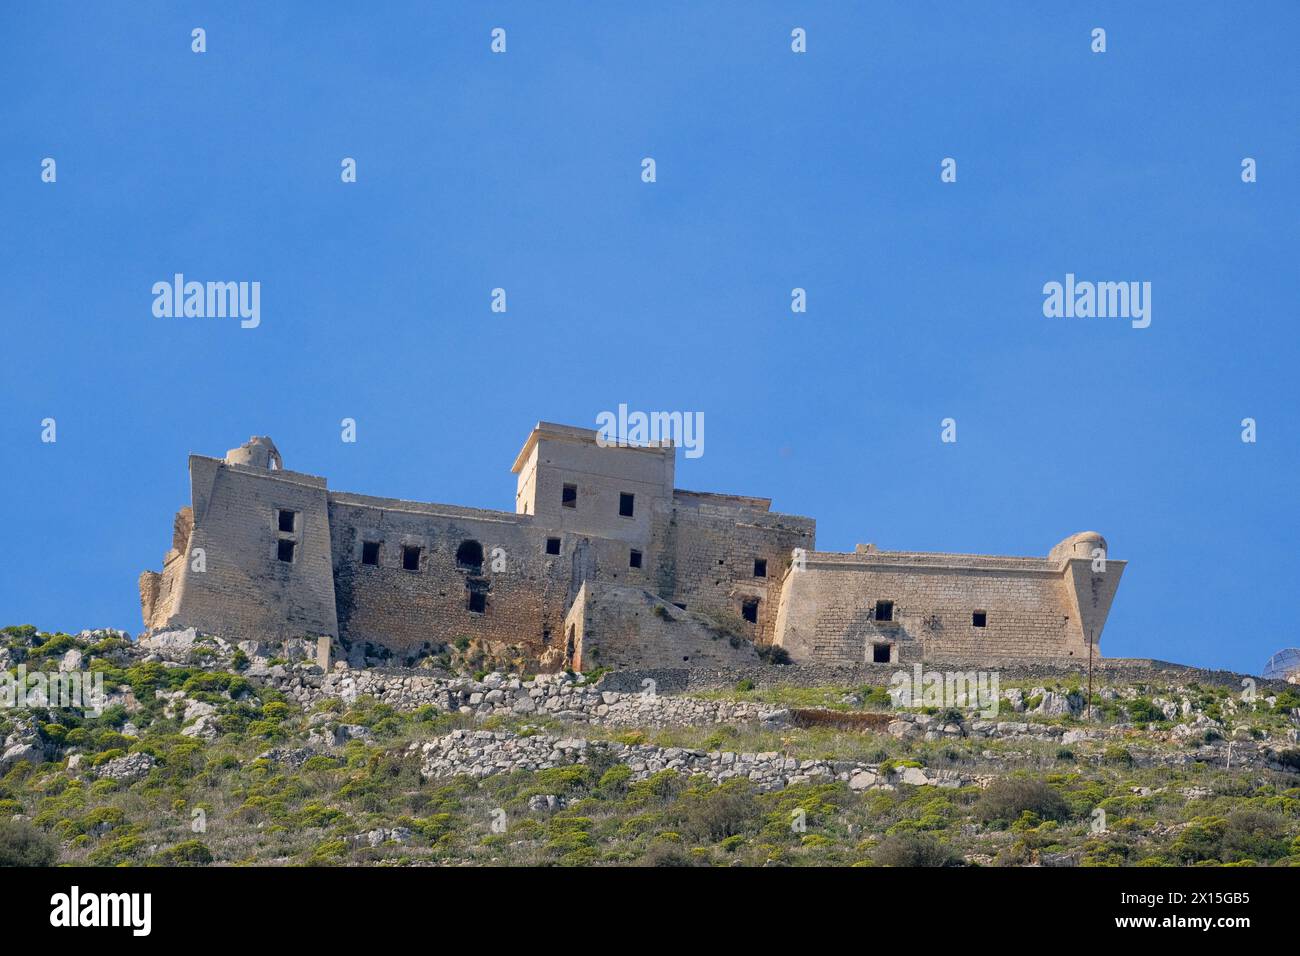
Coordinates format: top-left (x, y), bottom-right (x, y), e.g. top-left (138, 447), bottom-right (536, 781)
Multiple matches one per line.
top-left (160, 456), bottom-right (339, 644)
top-left (650, 492), bottom-right (815, 646)
top-left (596, 658), bottom-right (1295, 694)
top-left (566, 581), bottom-right (762, 671)
top-left (327, 493), bottom-right (570, 664)
top-left (773, 546), bottom-right (1124, 665)
top-left (414, 729), bottom-right (988, 792)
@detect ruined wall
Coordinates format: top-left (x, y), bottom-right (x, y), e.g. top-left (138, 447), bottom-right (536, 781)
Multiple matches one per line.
top-left (773, 549), bottom-right (1123, 665)
top-left (328, 493), bottom-right (573, 664)
top-left (651, 492), bottom-right (815, 646)
top-left (166, 457), bottom-right (339, 644)
top-left (139, 506), bottom-right (193, 630)
top-left (567, 581), bottom-right (761, 671)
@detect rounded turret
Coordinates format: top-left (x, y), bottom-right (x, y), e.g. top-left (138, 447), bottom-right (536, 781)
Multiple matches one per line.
top-left (1049, 531), bottom-right (1106, 564)
top-left (224, 436), bottom-right (283, 470)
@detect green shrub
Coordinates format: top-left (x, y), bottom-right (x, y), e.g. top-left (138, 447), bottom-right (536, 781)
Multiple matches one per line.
top-left (872, 832), bottom-right (962, 867)
top-left (976, 776), bottom-right (1071, 826)
top-left (639, 840), bottom-right (707, 867)
top-left (1102, 745), bottom-right (1134, 766)
top-left (0, 818), bottom-right (59, 866)
top-left (156, 840), bottom-right (214, 865)
top-left (1127, 698), bottom-right (1162, 723)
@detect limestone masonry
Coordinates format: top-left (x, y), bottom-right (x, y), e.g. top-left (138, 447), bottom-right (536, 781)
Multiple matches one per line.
top-left (139, 424), bottom-right (1125, 671)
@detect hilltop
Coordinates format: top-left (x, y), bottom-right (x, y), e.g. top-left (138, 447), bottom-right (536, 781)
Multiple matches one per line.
top-left (1, 624), bottom-right (1298, 867)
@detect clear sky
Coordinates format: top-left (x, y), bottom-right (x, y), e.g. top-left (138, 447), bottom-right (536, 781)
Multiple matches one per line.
top-left (2, 3), bottom-right (1297, 674)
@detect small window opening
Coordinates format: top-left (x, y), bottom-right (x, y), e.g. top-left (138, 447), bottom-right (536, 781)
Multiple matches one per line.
top-left (874, 600), bottom-right (894, 622)
top-left (629, 549), bottom-right (643, 569)
top-left (872, 643), bottom-right (891, 663)
top-left (456, 539), bottom-right (484, 572)
top-left (402, 545), bottom-right (421, 572)
top-left (545, 537), bottom-right (561, 556)
top-left (277, 539), bottom-right (296, 563)
top-left (467, 590), bottom-right (486, 613)
top-left (562, 483), bottom-right (577, 509)
top-left (277, 509), bottom-right (296, 533)
top-left (362, 541), bottom-right (380, 566)
top-left (742, 598), bottom-right (759, 623)
top-left (753, 558), bottom-right (767, 578)
top-left (619, 492), bottom-right (635, 517)
top-left (972, 610), bottom-right (987, 628)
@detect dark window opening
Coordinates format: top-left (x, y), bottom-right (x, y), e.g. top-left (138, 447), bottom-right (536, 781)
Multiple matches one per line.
top-left (402, 545), bottom-right (421, 572)
top-left (542, 628), bottom-right (552, 646)
top-left (545, 537), bottom-right (561, 556)
top-left (361, 541), bottom-right (380, 566)
top-left (972, 611), bottom-right (987, 628)
top-left (875, 600), bottom-right (894, 622)
top-left (277, 539), bottom-right (296, 563)
top-left (872, 643), bottom-right (891, 663)
top-left (753, 558), bottom-right (767, 578)
top-left (742, 598), bottom-right (759, 623)
top-left (467, 590), bottom-right (486, 613)
top-left (277, 509), bottom-right (296, 533)
top-left (619, 492), bottom-right (635, 517)
top-left (629, 549), bottom-right (643, 569)
top-left (673, 602), bottom-right (687, 610)
top-left (456, 539), bottom-right (484, 572)
top-left (562, 483), bottom-right (577, 509)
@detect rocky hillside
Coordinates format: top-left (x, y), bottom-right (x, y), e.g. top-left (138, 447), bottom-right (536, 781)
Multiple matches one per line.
top-left (1, 624), bottom-right (1298, 867)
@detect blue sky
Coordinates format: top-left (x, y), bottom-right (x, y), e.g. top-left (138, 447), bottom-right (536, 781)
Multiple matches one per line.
top-left (2, 3), bottom-right (1297, 674)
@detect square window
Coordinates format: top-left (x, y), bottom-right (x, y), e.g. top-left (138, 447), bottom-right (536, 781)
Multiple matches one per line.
top-left (468, 590), bottom-right (486, 613)
top-left (402, 545), bottom-right (421, 572)
top-left (972, 611), bottom-right (987, 628)
top-left (619, 492), bottom-right (635, 517)
top-left (753, 558), bottom-right (767, 578)
top-left (742, 598), bottom-right (759, 623)
top-left (872, 643), bottom-right (891, 663)
top-left (361, 541), bottom-right (380, 566)
top-left (874, 600), bottom-right (894, 622)
top-left (277, 539), bottom-right (296, 563)
top-left (629, 549), bottom-right (643, 569)
top-left (545, 537), bottom-right (561, 556)
top-left (562, 483), bottom-right (577, 509)
top-left (277, 509), bottom-right (296, 533)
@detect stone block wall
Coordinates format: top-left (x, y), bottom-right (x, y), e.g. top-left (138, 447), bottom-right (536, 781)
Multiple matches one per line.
top-left (772, 549), bottom-right (1121, 665)
top-left (328, 494), bottom-right (571, 663)
top-left (162, 457), bottom-right (339, 644)
top-left (566, 581), bottom-right (761, 671)
top-left (650, 492), bottom-right (815, 645)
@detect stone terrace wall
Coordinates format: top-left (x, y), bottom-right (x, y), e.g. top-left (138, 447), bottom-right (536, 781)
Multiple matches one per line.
top-left (596, 659), bottom-right (1294, 694)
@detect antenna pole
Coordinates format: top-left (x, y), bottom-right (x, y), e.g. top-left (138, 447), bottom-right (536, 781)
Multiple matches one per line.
top-left (1087, 629), bottom-right (1094, 721)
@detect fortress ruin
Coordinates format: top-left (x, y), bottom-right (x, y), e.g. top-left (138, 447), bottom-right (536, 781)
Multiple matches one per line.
top-left (139, 424), bottom-right (1125, 671)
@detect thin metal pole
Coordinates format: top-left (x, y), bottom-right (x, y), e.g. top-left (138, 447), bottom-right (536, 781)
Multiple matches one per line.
top-left (1087, 629), bottom-right (1094, 721)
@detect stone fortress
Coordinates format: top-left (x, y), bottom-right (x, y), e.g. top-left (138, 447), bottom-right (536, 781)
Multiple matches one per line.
top-left (139, 424), bottom-right (1125, 672)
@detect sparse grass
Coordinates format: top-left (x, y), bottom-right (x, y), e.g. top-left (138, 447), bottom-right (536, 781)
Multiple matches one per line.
top-left (3, 625), bottom-right (1298, 867)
